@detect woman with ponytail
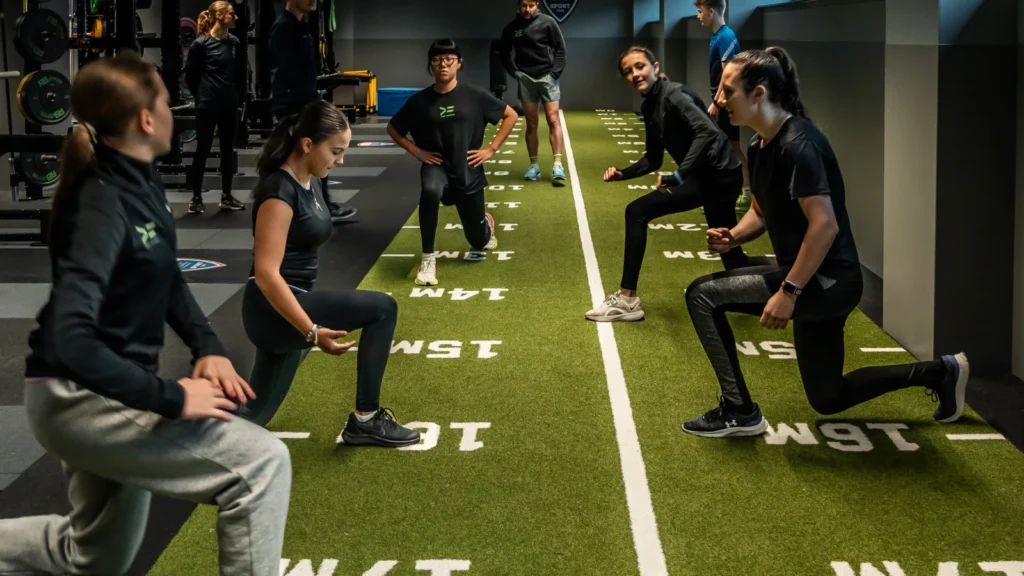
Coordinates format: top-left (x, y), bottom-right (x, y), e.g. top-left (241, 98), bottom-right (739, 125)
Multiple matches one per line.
top-left (184, 0), bottom-right (245, 215)
top-left (586, 46), bottom-right (772, 323)
top-left (241, 100), bottom-right (420, 447)
top-left (680, 47), bottom-right (970, 438)
top-left (0, 54), bottom-right (292, 576)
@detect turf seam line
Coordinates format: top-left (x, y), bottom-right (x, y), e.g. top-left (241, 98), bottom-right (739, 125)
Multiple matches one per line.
top-left (560, 110), bottom-right (670, 576)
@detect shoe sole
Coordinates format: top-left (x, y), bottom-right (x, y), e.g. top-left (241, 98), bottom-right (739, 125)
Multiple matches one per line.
top-left (339, 431), bottom-right (422, 447)
top-left (682, 417), bottom-right (769, 438)
top-left (219, 204), bottom-right (245, 211)
top-left (937, 352), bottom-right (970, 423)
top-left (414, 277), bottom-right (438, 286)
top-left (586, 310), bottom-right (645, 322)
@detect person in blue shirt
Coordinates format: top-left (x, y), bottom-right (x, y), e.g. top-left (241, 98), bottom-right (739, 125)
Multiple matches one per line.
top-left (697, 0), bottom-right (750, 211)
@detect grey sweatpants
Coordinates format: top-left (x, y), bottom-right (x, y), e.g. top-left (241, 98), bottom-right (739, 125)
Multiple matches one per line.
top-left (0, 378), bottom-right (292, 576)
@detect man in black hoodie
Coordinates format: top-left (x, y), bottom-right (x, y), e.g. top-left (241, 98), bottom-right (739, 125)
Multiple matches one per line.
top-left (500, 0), bottom-right (567, 186)
top-left (269, 0), bottom-right (356, 222)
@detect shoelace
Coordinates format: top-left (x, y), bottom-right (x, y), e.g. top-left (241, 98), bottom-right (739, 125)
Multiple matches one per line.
top-left (924, 388), bottom-right (940, 403)
top-left (703, 397), bottom-right (728, 422)
top-left (375, 407), bottom-right (399, 430)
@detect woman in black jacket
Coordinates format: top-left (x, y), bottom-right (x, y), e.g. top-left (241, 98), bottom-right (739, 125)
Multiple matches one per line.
top-left (0, 55), bottom-right (291, 576)
top-left (185, 0), bottom-right (246, 214)
top-left (586, 46), bottom-right (772, 323)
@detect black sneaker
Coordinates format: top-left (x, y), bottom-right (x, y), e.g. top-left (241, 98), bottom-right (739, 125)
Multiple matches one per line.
top-left (219, 195), bottom-right (246, 211)
top-left (188, 197), bottom-right (204, 214)
top-left (927, 352), bottom-right (969, 423)
top-left (329, 203), bottom-right (357, 223)
top-left (339, 407), bottom-right (421, 447)
top-left (682, 397), bottom-right (768, 438)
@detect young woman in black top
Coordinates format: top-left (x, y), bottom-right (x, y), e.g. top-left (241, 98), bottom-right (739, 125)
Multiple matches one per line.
top-left (681, 47), bottom-right (970, 437)
top-left (0, 55), bottom-right (291, 576)
top-left (185, 0), bottom-right (246, 215)
top-left (387, 39), bottom-right (519, 286)
top-left (240, 100), bottom-right (420, 447)
top-left (586, 47), bottom-right (772, 322)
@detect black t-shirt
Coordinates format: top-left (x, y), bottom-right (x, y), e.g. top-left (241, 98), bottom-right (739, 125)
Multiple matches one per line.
top-left (748, 116), bottom-right (859, 272)
top-left (389, 83), bottom-right (507, 192)
top-left (249, 170), bottom-right (333, 291)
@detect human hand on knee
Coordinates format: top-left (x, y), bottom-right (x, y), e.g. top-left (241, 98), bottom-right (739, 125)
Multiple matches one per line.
top-left (315, 327), bottom-right (356, 355)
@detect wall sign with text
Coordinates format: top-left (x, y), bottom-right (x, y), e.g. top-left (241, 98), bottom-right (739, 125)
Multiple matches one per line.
top-left (542, 0), bottom-right (578, 23)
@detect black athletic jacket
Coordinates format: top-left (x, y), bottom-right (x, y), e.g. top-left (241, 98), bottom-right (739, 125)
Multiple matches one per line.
top-left (24, 144), bottom-right (226, 420)
top-left (185, 33), bottom-right (244, 109)
top-left (500, 13), bottom-right (567, 80)
top-left (268, 10), bottom-right (319, 113)
top-left (619, 77), bottom-right (739, 182)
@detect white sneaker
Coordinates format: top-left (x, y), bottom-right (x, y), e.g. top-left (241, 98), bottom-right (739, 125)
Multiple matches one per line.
top-left (415, 253), bottom-right (437, 285)
top-left (484, 212), bottom-right (497, 250)
top-left (585, 293), bottom-right (645, 322)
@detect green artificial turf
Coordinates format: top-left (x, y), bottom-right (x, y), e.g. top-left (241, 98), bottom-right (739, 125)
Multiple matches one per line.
top-left (149, 112), bottom-right (1023, 576)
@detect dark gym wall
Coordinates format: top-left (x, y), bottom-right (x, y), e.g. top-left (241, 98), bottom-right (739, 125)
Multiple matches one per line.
top-left (332, 0), bottom-right (636, 111)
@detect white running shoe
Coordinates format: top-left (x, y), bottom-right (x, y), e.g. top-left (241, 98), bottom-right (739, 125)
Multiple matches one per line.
top-left (484, 212), bottom-right (497, 250)
top-left (415, 253), bottom-right (437, 286)
top-left (585, 293), bottom-right (645, 322)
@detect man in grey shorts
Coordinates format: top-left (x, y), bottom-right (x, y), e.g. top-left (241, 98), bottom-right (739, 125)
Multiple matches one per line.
top-left (500, 0), bottom-right (568, 186)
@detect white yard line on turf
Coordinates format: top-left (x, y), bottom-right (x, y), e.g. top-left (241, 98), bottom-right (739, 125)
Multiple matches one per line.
top-left (273, 432), bottom-right (310, 439)
top-left (946, 433), bottom-right (1007, 441)
top-left (381, 254), bottom-right (415, 257)
top-left (860, 347), bottom-right (906, 353)
top-left (560, 110), bottom-right (669, 576)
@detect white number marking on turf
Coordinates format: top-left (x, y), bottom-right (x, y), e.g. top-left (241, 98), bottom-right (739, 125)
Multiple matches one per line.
top-left (765, 422), bottom-right (918, 452)
top-left (409, 287), bottom-right (508, 301)
top-left (277, 559), bottom-right (473, 576)
top-left (831, 561), bottom-right (1024, 576)
top-left (396, 423), bottom-right (492, 452)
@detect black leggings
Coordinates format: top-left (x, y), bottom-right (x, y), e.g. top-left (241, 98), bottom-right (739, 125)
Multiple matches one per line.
top-left (684, 262), bottom-right (948, 415)
top-left (621, 168), bottom-right (772, 291)
top-left (240, 281), bottom-right (398, 426)
top-left (419, 164), bottom-right (491, 254)
top-left (191, 103), bottom-right (238, 198)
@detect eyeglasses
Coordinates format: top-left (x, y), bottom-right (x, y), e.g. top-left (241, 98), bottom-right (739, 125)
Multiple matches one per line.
top-left (431, 56), bottom-right (459, 66)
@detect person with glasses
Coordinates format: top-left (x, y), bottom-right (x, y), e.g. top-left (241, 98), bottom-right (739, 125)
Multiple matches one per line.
top-left (387, 39), bottom-right (518, 286)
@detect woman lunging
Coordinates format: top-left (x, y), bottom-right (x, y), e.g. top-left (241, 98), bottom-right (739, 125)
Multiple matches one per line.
top-left (387, 39), bottom-right (519, 286)
top-left (185, 0), bottom-right (246, 214)
top-left (586, 47), bottom-right (773, 322)
top-left (681, 48), bottom-right (969, 437)
top-left (0, 55), bottom-right (290, 576)
top-left (241, 100), bottom-right (420, 447)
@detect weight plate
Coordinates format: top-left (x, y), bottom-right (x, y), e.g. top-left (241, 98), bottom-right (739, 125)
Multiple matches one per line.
top-left (180, 129), bottom-right (197, 143)
top-left (14, 9), bottom-right (69, 64)
top-left (17, 153), bottom-right (60, 187)
top-left (17, 70), bottom-right (71, 125)
top-left (180, 17), bottom-right (197, 50)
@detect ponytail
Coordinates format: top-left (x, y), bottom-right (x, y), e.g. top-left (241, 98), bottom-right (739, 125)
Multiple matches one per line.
top-left (730, 47), bottom-right (809, 119)
top-left (253, 114), bottom-right (300, 200)
top-left (764, 47), bottom-right (806, 118)
top-left (196, 10), bottom-right (215, 36)
top-left (50, 125), bottom-right (96, 249)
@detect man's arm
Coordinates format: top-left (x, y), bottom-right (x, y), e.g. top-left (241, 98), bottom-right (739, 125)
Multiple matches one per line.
top-left (549, 19), bottom-right (567, 79)
top-left (499, 25), bottom-right (518, 78)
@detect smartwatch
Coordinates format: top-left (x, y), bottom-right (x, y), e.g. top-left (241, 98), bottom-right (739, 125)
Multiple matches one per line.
top-left (305, 324), bottom-right (322, 344)
top-left (781, 281), bottom-right (803, 297)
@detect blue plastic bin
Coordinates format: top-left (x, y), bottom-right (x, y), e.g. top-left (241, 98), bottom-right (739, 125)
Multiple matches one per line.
top-left (377, 88), bottom-right (421, 117)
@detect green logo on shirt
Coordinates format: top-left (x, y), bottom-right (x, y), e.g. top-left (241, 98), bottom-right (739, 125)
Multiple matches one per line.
top-left (439, 105), bottom-right (456, 119)
top-left (135, 221), bottom-right (159, 249)
top-left (514, 29), bottom-right (524, 38)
